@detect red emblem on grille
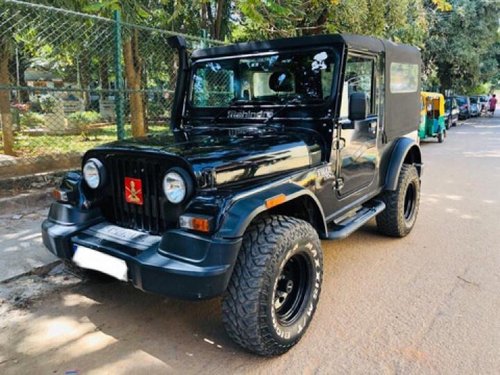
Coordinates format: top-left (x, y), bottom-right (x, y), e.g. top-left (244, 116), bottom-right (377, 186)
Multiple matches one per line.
top-left (125, 177), bottom-right (143, 205)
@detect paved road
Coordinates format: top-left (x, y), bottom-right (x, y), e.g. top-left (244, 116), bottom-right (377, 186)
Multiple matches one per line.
top-left (0, 208), bottom-right (57, 282)
top-left (1, 115), bottom-right (499, 374)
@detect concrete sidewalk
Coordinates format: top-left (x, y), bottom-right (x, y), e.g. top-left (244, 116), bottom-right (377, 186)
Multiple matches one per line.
top-left (0, 206), bottom-right (58, 282)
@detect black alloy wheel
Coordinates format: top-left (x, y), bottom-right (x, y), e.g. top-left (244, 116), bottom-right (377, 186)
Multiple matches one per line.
top-left (403, 180), bottom-right (417, 224)
top-left (274, 253), bottom-right (312, 326)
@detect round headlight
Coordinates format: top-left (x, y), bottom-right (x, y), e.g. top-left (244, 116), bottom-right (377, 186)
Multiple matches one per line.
top-left (83, 158), bottom-right (104, 189)
top-left (163, 169), bottom-right (189, 204)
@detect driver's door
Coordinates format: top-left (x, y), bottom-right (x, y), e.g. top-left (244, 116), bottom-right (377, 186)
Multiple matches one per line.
top-left (337, 54), bottom-right (379, 196)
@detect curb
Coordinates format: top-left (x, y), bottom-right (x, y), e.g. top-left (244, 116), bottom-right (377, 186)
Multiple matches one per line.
top-left (0, 261), bottom-right (61, 284)
top-left (0, 189), bottom-right (53, 215)
top-left (0, 169), bottom-right (70, 192)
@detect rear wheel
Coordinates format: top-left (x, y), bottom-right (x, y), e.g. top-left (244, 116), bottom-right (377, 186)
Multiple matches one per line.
top-left (222, 215), bottom-right (323, 356)
top-left (376, 164), bottom-right (420, 237)
top-left (437, 131), bottom-right (444, 143)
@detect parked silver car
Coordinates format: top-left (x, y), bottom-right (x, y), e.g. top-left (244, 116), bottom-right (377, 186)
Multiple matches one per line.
top-left (469, 96), bottom-right (480, 117)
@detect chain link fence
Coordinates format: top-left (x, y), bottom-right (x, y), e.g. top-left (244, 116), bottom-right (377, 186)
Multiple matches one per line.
top-left (0, 0), bottom-right (223, 194)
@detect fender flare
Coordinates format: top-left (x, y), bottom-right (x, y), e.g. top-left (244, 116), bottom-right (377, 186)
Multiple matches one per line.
top-left (384, 137), bottom-right (422, 191)
top-left (216, 182), bottom-right (327, 239)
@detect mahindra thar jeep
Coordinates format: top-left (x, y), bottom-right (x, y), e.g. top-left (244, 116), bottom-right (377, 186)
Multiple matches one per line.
top-left (42, 34), bottom-right (423, 356)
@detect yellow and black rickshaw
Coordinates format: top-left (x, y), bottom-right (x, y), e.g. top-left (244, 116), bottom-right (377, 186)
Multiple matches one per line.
top-left (419, 92), bottom-right (446, 143)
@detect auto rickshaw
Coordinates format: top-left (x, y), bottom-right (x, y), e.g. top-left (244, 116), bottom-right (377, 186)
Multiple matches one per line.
top-left (419, 92), bottom-right (446, 143)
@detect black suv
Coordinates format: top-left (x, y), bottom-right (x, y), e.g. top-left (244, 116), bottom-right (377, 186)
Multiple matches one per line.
top-left (42, 34), bottom-right (423, 356)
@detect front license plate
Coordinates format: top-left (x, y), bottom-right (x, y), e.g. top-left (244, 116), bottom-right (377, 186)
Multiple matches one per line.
top-left (73, 245), bottom-right (128, 281)
top-left (93, 223), bottom-right (149, 241)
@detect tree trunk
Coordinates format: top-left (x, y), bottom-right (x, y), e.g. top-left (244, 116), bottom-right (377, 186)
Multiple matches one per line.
top-left (214, 0), bottom-right (225, 40)
top-left (0, 45), bottom-right (15, 156)
top-left (123, 31), bottom-right (145, 138)
top-left (79, 54), bottom-right (91, 109)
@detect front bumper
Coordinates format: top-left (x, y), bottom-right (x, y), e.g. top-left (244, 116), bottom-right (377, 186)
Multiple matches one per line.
top-left (42, 202), bottom-right (242, 300)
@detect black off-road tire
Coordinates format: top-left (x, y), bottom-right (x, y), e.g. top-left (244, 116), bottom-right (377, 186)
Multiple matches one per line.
top-left (376, 164), bottom-right (420, 237)
top-left (222, 215), bottom-right (323, 356)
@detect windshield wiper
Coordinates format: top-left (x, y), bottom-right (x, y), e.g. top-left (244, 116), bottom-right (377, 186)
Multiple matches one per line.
top-left (264, 96), bottom-right (302, 124)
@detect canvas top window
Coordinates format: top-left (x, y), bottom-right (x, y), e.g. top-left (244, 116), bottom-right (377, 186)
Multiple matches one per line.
top-left (190, 49), bottom-right (337, 108)
top-left (390, 63), bottom-right (418, 93)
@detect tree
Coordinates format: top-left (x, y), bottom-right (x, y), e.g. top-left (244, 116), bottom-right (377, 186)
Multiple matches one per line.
top-left (231, 0), bottom-right (429, 48)
top-left (0, 8), bottom-right (16, 156)
top-left (83, 0), bottom-right (233, 137)
top-left (82, 1), bottom-right (148, 137)
top-left (232, 0), bottom-right (336, 40)
top-left (423, 0), bottom-right (499, 92)
top-left (154, 0), bottom-right (232, 41)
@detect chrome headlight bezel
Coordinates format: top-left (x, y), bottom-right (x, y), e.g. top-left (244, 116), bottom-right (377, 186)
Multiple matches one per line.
top-left (163, 168), bottom-right (192, 204)
top-left (83, 158), bottom-right (105, 189)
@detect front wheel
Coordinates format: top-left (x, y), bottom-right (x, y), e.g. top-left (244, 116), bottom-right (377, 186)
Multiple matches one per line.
top-left (376, 164), bottom-right (420, 237)
top-left (222, 216), bottom-right (323, 356)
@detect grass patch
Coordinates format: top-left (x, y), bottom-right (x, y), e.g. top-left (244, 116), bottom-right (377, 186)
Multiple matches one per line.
top-left (11, 124), bottom-right (170, 158)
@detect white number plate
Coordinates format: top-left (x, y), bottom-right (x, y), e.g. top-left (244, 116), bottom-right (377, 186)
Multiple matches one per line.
top-left (73, 245), bottom-right (128, 281)
top-left (89, 223), bottom-right (160, 248)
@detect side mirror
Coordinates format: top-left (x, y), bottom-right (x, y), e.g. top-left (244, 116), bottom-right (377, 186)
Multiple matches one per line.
top-left (349, 92), bottom-right (369, 121)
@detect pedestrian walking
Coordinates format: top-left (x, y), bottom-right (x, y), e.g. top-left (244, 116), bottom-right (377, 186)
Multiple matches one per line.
top-left (488, 94), bottom-right (497, 116)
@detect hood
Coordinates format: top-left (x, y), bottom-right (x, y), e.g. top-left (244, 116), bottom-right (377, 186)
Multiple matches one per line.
top-left (91, 128), bottom-right (324, 188)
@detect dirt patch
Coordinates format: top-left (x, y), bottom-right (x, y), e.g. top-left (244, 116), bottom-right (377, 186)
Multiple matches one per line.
top-left (0, 263), bottom-right (81, 315)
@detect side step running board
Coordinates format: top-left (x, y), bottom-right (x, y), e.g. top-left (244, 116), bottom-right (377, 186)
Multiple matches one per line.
top-left (326, 200), bottom-right (386, 240)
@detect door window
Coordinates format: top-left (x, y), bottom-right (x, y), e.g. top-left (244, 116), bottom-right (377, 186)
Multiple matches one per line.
top-left (340, 55), bottom-right (375, 117)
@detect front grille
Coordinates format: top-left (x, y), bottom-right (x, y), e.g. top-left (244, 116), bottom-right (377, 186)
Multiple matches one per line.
top-left (106, 156), bottom-right (168, 234)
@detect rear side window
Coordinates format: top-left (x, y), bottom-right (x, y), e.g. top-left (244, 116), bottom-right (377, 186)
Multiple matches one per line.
top-left (390, 63), bottom-right (418, 93)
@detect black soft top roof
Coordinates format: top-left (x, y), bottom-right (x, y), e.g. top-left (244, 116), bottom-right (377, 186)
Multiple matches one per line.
top-left (191, 33), bottom-right (418, 59)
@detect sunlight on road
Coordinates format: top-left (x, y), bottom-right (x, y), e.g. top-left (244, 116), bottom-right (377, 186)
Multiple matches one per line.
top-left (463, 150), bottom-right (500, 158)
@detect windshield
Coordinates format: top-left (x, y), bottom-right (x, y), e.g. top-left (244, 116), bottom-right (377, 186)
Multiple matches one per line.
top-left (190, 49), bottom-right (337, 108)
top-left (456, 97), bottom-right (467, 105)
top-left (469, 97), bottom-right (478, 104)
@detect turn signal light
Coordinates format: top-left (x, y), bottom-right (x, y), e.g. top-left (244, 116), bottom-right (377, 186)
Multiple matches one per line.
top-left (52, 189), bottom-right (68, 202)
top-left (179, 214), bottom-right (213, 233)
top-left (265, 194), bottom-right (286, 209)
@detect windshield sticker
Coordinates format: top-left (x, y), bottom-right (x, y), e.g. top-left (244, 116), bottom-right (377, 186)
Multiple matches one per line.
top-left (206, 62), bottom-right (221, 72)
top-left (193, 74), bottom-right (204, 91)
top-left (312, 52), bottom-right (328, 71)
